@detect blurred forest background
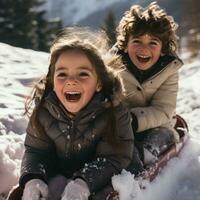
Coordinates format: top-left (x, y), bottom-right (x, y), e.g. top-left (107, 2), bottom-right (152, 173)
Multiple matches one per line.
top-left (0, 0), bottom-right (199, 57)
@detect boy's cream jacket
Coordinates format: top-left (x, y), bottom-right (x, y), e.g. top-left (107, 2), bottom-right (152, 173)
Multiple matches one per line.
top-left (119, 58), bottom-right (183, 142)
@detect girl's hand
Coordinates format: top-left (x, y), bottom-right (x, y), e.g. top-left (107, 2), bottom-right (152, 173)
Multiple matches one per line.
top-left (61, 178), bottom-right (90, 200)
top-left (22, 179), bottom-right (48, 200)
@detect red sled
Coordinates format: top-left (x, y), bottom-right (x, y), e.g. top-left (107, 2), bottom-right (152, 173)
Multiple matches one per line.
top-left (7, 115), bottom-right (188, 200)
top-left (107, 114), bottom-right (189, 199)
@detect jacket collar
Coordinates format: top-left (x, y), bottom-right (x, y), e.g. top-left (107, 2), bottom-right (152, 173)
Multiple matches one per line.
top-left (122, 52), bottom-right (176, 83)
top-left (117, 49), bottom-right (181, 83)
top-left (44, 91), bottom-right (106, 122)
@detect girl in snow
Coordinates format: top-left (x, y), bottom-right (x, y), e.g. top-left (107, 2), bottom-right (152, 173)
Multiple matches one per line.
top-left (113, 2), bottom-right (184, 167)
top-left (19, 28), bottom-right (134, 200)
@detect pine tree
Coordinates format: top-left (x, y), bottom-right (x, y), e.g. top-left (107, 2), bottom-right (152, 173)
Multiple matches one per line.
top-left (0, 0), bottom-right (36, 48)
top-left (102, 10), bottom-right (116, 47)
top-left (35, 9), bottom-right (62, 51)
top-left (182, 0), bottom-right (200, 57)
top-left (0, 0), bottom-right (62, 51)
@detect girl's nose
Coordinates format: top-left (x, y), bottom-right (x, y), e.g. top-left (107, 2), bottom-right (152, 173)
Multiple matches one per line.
top-left (65, 76), bottom-right (78, 85)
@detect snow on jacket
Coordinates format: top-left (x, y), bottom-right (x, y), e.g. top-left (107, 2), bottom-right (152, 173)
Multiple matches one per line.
top-left (117, 51), bottom-right (183, 142)
top-left (19, 91), bottom-right (134, 193)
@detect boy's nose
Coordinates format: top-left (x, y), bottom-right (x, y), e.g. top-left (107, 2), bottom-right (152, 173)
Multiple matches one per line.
top-left (139, 45), bottom-right (149, 52)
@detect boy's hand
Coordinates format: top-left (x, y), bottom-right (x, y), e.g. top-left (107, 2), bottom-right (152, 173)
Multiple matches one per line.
top-left (61, 178), bottom-right (90, 200)
top-left (22, 179), bottom-right (48, 200)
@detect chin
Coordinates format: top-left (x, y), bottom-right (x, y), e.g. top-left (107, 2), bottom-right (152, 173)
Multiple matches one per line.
top-left (140, 64), bottom-right (152, 70)
top-left (67, 108), bottom-right (80, 113)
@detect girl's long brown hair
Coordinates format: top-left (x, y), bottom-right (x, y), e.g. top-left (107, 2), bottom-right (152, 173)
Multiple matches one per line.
top-left (25, 27), bottom-right (124, 143)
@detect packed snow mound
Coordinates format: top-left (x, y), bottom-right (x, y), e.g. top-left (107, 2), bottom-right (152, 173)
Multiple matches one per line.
top-left (0, 134), bottom-right (24, 194)
top-left (0, 43), bottom-right (200, 199)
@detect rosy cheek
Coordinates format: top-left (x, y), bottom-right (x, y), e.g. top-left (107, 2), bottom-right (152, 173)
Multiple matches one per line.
top-left (56, 79), bottom-right (65, 85)
top-left (130, 44), bottom-right (138, 49)
top-left (54, 80), bottom-right (63, 90)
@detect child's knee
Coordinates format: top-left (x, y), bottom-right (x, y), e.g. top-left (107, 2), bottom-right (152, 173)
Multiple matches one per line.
top-left (142, 127), bottom-right (175, 164)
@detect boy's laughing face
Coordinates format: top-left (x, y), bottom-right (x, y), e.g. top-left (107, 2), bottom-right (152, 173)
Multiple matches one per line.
top-left (125, 34), bottom-right (163, 70)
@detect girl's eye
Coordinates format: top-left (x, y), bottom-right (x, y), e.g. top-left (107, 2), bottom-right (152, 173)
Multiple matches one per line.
top-left (57, 73), bottom-right (67, 78)
top-left (79, 72), bottom-right (90, 78)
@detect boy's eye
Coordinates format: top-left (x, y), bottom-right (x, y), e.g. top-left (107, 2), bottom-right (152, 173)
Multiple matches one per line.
top-left (150, 41), bottom-right (159, 46)
top-left (132, 39), bottom-right (140, 44)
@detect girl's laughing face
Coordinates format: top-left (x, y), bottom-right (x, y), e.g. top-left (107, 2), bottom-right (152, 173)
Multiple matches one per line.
top-left (125, 34), bottom-right (163, 70)
top-left (53, 51), bottom-right (101, 115)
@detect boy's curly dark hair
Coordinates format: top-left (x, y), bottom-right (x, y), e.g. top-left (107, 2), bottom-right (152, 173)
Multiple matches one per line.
top-left (116, 2), bottom-right (178, 54)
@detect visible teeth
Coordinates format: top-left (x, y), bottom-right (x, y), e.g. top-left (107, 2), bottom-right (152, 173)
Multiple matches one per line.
top-left (66, 92), bottom-right (81, 95)
top-left (138, 55), bottom-right (150, 58)
top-left (65, 91), bottom-right (81, 101)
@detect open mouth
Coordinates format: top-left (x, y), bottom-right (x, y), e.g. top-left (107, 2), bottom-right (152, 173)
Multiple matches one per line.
top-left (137, 55), bottom-right (151, 63)
top-left (65, 92), bottom-right (81, 102)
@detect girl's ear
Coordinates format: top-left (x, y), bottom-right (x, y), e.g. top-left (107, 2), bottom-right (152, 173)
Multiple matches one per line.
top-left (96, 82), bottom-right (102, 92)
top-left (161, 52), bottom-right (165, 56)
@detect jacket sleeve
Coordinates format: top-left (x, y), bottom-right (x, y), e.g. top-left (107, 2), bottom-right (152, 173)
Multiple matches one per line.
top-left (19, 110), bottom-right (55, 188)
top-left (73, 103), bottom-right (134, 193)
top-left (132, 71), bottom-right (179, 132)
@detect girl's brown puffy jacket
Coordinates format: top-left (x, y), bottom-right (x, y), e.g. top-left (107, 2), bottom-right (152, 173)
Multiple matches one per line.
top-left (19, 92), bottom-right (134, 194)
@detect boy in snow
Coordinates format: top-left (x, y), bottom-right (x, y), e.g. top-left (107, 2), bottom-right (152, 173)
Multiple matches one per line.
top-left (114, 2), bottom-right (184, 166)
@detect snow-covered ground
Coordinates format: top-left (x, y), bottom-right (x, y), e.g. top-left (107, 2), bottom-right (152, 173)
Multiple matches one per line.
top-left (0, 42), bottom-right (200, 199)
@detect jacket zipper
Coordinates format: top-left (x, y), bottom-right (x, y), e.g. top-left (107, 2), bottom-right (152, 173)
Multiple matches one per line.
top-left (65, 119), bottom-right (74, 157)
top-left (69, 120), bottom-right (75, 153)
